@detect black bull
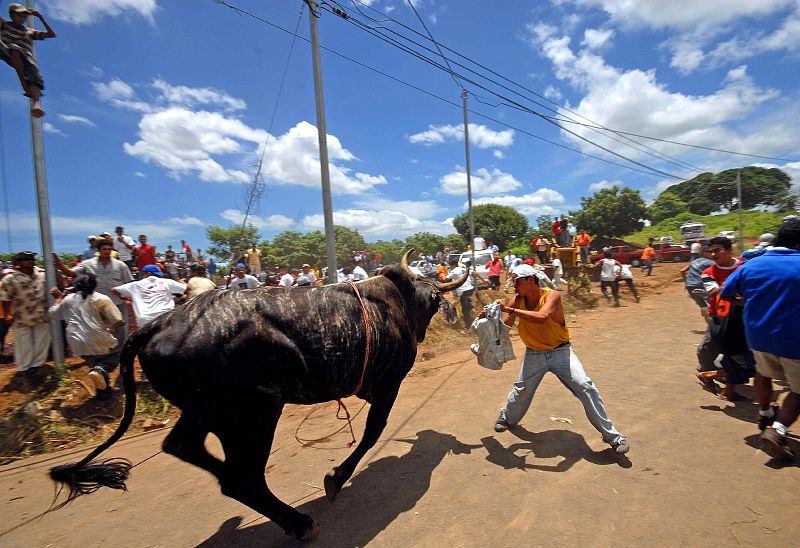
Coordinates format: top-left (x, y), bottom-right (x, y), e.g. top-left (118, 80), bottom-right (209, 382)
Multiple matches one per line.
top-left (49, 255), bottom-right (469, 539)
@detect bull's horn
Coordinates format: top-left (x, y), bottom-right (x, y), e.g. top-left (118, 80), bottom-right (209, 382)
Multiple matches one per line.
top-left (439, 264), bottom-right (470, 292)
top-left (400, 248), bottom-right (416, 279)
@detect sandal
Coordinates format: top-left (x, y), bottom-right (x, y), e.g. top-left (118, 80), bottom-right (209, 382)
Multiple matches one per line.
top-left (696, 372), bottom-right (719, 395)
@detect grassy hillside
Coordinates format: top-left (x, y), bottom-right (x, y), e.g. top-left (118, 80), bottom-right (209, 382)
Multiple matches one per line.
top-left (625, 210), bottom-right (790, 245)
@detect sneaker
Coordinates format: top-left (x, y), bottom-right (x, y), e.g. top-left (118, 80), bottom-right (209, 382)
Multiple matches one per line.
top-left (757, 406), bottom-right (779, 432)
top-left (88, 368), bottom-right (108, 391)
top-left (612, 437), bottom-right (630, 455)
top-left (494, 417), bottom-right (509, 432)
top-left (760, 427), bottom-right (795, 460)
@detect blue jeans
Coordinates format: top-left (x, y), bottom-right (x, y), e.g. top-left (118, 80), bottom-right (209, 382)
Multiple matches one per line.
top-left (580, 246), bottom-right (590, 264)
top-left (499, 345), bottom-right (624, 444)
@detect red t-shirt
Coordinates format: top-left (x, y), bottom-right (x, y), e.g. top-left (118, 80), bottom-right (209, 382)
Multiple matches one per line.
top-left (488, 259), bottom-right (503, 276)
top-left (552, 220), bottom-right (563, 235)
top-left (701, 259), bottom-right (741, 314)
top-left (136, 244), bottom-right (156, 269)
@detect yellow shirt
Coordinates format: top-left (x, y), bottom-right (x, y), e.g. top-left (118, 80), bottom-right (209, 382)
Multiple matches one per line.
top-left (517, 288), bottom-right (570, 350)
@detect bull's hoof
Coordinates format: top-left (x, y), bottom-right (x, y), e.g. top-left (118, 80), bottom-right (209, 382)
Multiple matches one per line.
top-left (297, 517), bottom-right (320, 540)
top-left (324, 469), bottom-right (341, 502)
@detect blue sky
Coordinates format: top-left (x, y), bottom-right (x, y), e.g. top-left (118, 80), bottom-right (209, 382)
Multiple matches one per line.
top-left (2, 0), bottom-right (799, 254)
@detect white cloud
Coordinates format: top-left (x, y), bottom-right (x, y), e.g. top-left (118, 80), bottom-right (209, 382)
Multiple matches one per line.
top-left (470, 189), bottom-right (566, 216)
top-left (351, 196), bottom-right (445, 219)
top-left (57, 114), bottom-right (96, 127)
top-left (566, 0), bottom-right (794, 31)
top-left (123, 107), bottom-right (263, 183)
top-left (134, 171), bottom-right (146, 178)
top-left (220, 209), bottom-right (296, 229)
top-left (543, 85), bottom-right (563, 101)
top-left (493, 150), bottom-right (505, 159)
top-left (527, 27), bottom-right (782, 160)
top-left (439, 167), bottom-right (523, 196)
top-left (588, 179), bottom-right (619, 191)
top-left (303, 209), bottom-right (455, 237)
top-left (581, 28), bottom-right (614, 49)
top-left (164, 215), bottom-right (204, 226)
top-left (43, 123), bottom-right (65, 135)
top-left (99, 78), bottom-right (389, 194)
top-left (151, 79), bottom-right (246, 111)
top-left (259, 121), bottom-right (387, 194)
top-left (46, 0), bottom-right (158, 25)
top-left (93, 79), bottom-right (152, 112)
top-left (408, 123), bottom-right (515, 148)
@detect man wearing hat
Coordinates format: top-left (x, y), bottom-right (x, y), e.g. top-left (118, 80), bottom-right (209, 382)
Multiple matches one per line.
top-left (82, 235), bottom-right (97, 260)
top-left (0, 251), bottom-right (50, 377)
top-left (229, 263), bottom-right (260, 290)
top-left (112, 264), bottom-right (186, 327)
top-left (491, 263), bottom-right (630, 454)
top-left (301, 264), bottom-right (317, 285)
top-left (0, 3), bottom-right (56, 118)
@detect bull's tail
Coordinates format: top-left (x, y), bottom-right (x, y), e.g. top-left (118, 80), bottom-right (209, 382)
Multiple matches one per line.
top-left (48, 324), bottom-right (153, 509)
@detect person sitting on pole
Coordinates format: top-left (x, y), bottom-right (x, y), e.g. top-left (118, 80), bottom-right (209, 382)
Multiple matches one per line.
top-left (0, 4), bottom-right (56, 118)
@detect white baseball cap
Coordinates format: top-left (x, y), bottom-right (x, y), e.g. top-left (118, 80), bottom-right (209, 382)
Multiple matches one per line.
top-left (511, 264), bottom-right (537, 280)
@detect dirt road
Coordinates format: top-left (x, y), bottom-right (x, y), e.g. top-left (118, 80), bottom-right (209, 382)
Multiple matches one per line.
top-left (1, 265), bottom-right (798, 546)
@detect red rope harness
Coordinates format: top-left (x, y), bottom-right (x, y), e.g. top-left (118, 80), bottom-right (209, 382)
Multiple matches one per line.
top-left (338, 280), bottom-right (371, 447)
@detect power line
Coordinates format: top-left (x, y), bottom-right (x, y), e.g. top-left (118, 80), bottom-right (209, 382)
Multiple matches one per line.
top-left (212, 1), bottom-right (693, 180)
top-left (405, 0), bottom-right (461, 90)
top-left (341, 0), bottom-right (797, 165)
top-left (322, 4), bottom-right (688, 180)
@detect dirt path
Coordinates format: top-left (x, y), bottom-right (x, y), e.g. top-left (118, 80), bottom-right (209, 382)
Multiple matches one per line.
top-left (1, 264), bottom-right (798, 546)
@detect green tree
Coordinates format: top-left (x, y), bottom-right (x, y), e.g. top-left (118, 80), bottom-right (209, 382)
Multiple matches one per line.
top-left (570, 185), bottom-right (648, 238)
top-left (205, 224), bottom-right (261, 261)
top-left (368, 239), bottom-right (406, 264)
top-left (333, 225), bottom-right (366, 266)
top-left (444, 233), bottom-right (466, 250)
top-left (535, 214), bottom-right (554, 232)
top-left (404, 232), bottom-right (446, 255)
top-left (269, 231), bottom-right (306, 267)
top-left (648, 191), bottom-right (689, 223)
top-left (452, 204), bottom-right (529, 250)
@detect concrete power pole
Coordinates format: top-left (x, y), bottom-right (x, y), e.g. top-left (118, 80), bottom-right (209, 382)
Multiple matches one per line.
top-left (462, 90), bottom-right (475, 262)
top-left (305, 0), bottom-right (338, 284)
top-left (27, 0), bottom-right (64, 365)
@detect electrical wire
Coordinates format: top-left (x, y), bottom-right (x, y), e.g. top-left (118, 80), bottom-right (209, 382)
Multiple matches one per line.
top-left (240, 1), bottom-right (306, 229)
top-left (405, 0), bottom-right (462, 90)
top-left (344, 0), bottom-right (796, 164)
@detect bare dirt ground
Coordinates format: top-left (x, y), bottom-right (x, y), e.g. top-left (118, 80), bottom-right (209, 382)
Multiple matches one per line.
top-left (1, 262), bottom-right (798, 547)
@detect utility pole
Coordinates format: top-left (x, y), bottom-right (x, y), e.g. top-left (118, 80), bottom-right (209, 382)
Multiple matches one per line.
top-left (27, 0), bottom-right (64, 365)
top-left (736, 169), bottom-right (744, 253)
top-left (462, 89), bottom-right (475, 263)
top-left (305, 0), bottom-right (337, 284)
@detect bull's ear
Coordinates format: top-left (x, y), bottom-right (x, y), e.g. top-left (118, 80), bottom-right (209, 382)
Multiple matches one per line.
top-left (438, 297), bottom-right (458, 324)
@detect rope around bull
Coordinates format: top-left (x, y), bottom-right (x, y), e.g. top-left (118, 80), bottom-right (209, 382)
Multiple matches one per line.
top-left (294, 280), bottom-right (372, 448)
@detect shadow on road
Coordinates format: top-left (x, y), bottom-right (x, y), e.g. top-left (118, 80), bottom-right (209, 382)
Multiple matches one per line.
top-left (742, 433), bottom-right (799, 469)
top-left (197, 429), bottom-right (479, 548)
top-left (481, 425), bottom-right (632, 472)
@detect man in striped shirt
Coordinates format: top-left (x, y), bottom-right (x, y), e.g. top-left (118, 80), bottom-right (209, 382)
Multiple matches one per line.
top-left (0, 4), bottom-right (56, 118)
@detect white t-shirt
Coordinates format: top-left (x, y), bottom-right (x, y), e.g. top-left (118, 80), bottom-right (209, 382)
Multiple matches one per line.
top-left (302, 270), bottom-right (317, 284)
top-left (599, 258), bottom-right (617, 281)
top-left (230, 274), bottom-right (260, 290)
top-left (690, 242), bottom-right (702, 254)
top-left (448, 265), bottom-right (474, 296)
top-left (113, 234), bottom-right (136, 261)
top-left (114, 277), bottom-right (187, 325)
top-left (279, 273), bottom-right (295, 287)
top-left (48, 292), bottom-right (120, 356)
top-left (350, 266), bottom-right (368, 281)
top-left (614, 264), bottom-right (634, 280)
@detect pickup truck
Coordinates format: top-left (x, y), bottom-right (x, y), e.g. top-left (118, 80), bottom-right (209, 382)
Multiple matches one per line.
top-left (653, 243), bottom-right (691, 262)
top-left (588, 246), bottom-right (644, 267)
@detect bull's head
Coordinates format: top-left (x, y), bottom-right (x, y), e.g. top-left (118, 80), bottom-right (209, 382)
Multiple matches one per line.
top-left (401, 248), bottom-right (469, 329)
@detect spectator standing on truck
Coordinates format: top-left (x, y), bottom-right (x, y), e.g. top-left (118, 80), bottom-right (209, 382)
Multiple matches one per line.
top-left (576, 230), bottom-right (591, 264)
top-left (640, 243), bottom-right (655, 276)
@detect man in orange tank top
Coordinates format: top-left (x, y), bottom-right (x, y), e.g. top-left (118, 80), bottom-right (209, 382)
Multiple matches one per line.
top-left (491, 264), bottom-right (630, 454)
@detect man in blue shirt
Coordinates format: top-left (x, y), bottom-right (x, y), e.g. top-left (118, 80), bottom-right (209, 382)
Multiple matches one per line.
top-left (721, 218), bottom-right (800, 460)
